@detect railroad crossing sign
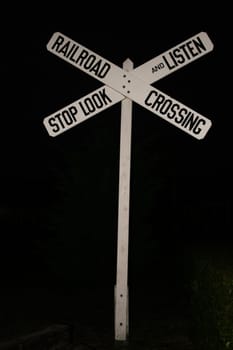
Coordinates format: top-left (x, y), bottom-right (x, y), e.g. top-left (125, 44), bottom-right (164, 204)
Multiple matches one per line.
top-left (44, 31), bottom-right (213, 139)
top-left (42, 31), bottom-right (214, 341)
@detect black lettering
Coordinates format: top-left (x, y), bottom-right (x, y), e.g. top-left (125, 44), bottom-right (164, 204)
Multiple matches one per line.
top-left (62, 110), bottom-right (74, 125)
top-left (173, 48), bottom-right (185, 64)
top-left (66, 43), bottom-right (78, 59)
top-left (193, 118), bottom-right (206, 134)
top-left (98, 62), bottom-right (111, 78)
top-left (84, 98), bottom-right (96, 113)
top-left (162, 54), bottom-right (176, 70)
top-left (99, 88), bottom-right (112, 105)
top-left (51, 35), bottom-right (64, 51)
top-left (58, 40), bottom-right (71, 57)
top-left (92, 93), bottom-right (104, 108)
top-left (48, 117), bottom-right (60, 133)
top-left (68, 106), bottom-right (78, 121)
top-left (75, 49), bottom-right (89, 66)
top-left (167, 103), bottom-right (180, 119)
top-left (193, 36), bottom-right (207, 54)
top-left (79, 101), bottom-right (89, 116)
top-left (83, 54), bottom-right (96, 69)
top-left (144, 90), bottom-right (158, 107)
top-left (159, 99), bottom-right (173, 115)
top-left (175, 107), bottom-right (188, 124)
top-left (55, 114), bottom-right (66, 129)
top-left (186, 41), bottom-right (199, 58)
top-left (151, 93), bottom-right (165, 110)
top-left (69, 46), bottom-right (79, 62)
top-left (182, 113), bottom-right (199, 129)
top-left (179, 44), bottom-right (191, 60)
top-left (89, 59), bottom-right (102, 76)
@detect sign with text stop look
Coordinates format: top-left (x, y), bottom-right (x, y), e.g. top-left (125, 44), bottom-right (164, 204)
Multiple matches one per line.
top-left (44, 31), bottom-right (213, 139)
top-left (42, 31), bottom-right (214, 342)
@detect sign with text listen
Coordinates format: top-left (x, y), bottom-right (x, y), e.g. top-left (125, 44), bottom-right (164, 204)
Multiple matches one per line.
top-left (44, 32), bottom-right (213, 139)
top-left (133, 32), bottom-right (213, 84)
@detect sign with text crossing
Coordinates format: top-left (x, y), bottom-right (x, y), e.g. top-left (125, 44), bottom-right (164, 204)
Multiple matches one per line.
top-left (44, 31), bottom-right (213, 139)
top-left (42, 32), bottom-right (214, 341)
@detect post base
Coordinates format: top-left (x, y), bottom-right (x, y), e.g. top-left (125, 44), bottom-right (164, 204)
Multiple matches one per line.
top-left (114, 339), bottom-right (129, 349)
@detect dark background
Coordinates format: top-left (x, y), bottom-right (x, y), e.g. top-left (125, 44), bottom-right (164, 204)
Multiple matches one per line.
top-left (0, 2), bottom-right (232, 300)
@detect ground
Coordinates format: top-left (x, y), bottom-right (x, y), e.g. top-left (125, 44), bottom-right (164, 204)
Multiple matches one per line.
top-left (0, 282), bottom-right (195, 349)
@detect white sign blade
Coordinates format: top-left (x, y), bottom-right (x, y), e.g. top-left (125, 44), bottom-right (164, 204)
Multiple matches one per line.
top-left (47, 32), bottom-right (124, 87)
top-left (43, 86), bottom-right (123, 136)
top-left (121, 71), bottom-right (212, 140)
top-left (133, 32), bottom-right (214, 84)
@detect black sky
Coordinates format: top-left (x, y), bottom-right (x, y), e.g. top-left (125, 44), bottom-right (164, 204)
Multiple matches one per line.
top-left (1, 4), bottom-right (232, 285)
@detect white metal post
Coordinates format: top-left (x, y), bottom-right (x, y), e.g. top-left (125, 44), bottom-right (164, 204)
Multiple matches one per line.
top-left (115, 58), bottom-right (133, 341)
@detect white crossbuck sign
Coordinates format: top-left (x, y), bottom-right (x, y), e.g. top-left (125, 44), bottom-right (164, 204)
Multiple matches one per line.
top-left (44, 31), bottom-right (213, 139)
top-left (42, 31), bottom-right (214, 342)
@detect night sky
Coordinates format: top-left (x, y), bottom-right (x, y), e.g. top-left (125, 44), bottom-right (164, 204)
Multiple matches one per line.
top-left (1, 5), bottom-right (232, 288)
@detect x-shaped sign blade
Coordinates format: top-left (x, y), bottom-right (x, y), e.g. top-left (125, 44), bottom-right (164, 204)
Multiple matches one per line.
top-left (43, 32), bottom-right (213, 139)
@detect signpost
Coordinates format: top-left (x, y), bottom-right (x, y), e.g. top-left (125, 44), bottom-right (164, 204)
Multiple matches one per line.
top-left (115, 59), bottom-right (133, 341)
top-left (42, 32), bottom-right (214, 342)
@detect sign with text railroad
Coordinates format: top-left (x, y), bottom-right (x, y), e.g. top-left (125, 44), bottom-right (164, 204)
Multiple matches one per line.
top-left (43, 31), bottom-right (214, 139)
